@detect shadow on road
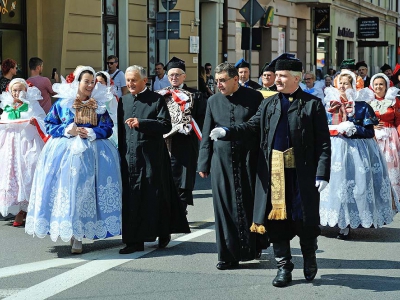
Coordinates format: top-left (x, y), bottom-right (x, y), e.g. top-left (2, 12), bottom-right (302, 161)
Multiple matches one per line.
top-left (319, 274), bottom-right (400, 291)
top-left (320, 225), bottom-right (400, 243)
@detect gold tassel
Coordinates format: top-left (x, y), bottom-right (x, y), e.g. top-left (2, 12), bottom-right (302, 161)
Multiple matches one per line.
top-left (250, 222), bottom-right (266, 234)
top-left (267, 207), bottom-right (287, 220)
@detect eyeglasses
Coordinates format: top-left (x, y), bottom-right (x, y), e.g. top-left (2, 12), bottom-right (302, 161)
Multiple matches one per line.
top-left (215, 78), bottom-right (233, 84)
top-left (304, 78), bottom-right (313, 80)
top-left (107, 61), bottom-right (117, 65)
top-left (168, 73), bottom-right (184, 78)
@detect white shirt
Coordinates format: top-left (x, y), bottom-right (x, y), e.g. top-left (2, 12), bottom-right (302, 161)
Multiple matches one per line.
top-left (153, 74), bottom-right (170, 91)
top-left (108, 69), bottom-right (126, 98)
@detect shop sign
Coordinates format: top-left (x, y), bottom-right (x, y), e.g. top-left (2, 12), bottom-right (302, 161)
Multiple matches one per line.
top-left (337, 27), bottom-right (354, 38)
top-left (357, 17), bottom-right (379, 39)
top-left (314, 7), bottom-right (330, 34)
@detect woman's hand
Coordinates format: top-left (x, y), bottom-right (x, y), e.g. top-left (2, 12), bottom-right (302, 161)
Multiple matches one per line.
top-left (374, 121), bottom-right (385, 130)
top-left (67, 123), bottom-right (78, 136)
top-left (77, 127), bottom-right (88, 139)
top-left (125, 118), bottom-right (139, 129)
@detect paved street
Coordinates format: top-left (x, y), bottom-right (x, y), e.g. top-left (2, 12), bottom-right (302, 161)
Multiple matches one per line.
top-left (1, 174), bottom-right (400, 300)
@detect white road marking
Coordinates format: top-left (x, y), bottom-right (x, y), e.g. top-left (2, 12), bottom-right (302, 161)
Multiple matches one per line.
top-left (193, 189), bottom-right (212, 195)
top-left (3, 226), bottom-right (215, 300)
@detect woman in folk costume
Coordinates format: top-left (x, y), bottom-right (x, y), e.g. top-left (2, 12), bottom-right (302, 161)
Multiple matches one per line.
top-left (96, 71), bottom-right (118, 147)
top-left (333, 59), bottom-right (364, 91)
top-left (320, 70), bottom-right (394, 239)
top-left (0, 79), bottom-right (46, 226)
top-left (25, 66), bottom-right (122, 254)
top-left (369, 73), bottom-right (400, 211)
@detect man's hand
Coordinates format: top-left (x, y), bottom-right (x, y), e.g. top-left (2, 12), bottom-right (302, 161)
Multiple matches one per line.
top-left (209, 127), bottom-right (226, 141)
top-left (315, 180), bottom-right (328, 193)
top-left (199, 172), bottom-right (209, 178)
top-left (125, 118), bottom-right (139, 129)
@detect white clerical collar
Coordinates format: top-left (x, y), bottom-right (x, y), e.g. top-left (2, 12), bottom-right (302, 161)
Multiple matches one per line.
top-left (133, 87), bottom-right (147, 96)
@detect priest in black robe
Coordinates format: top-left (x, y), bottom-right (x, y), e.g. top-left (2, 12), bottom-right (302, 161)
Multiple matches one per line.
top-left (197, 62), bottom-right (267, 270)
top-left (210, 55), bottom-right (331, 287)
top-left (118, 65), bottom-right (190, 254)
top-left (163, 57), bottom-right (206, 213)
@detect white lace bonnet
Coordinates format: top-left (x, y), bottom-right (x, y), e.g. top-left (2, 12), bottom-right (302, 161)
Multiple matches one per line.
top-left (52, 66), bottom-right (113, 114)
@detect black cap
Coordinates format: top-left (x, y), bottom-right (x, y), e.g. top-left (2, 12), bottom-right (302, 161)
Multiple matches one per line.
top-left (356, 61), bottom-right (368, 69)
top-left (261, 62), bottom-right (274, 73)
top-left (340, 59), bottom-right (356, 70)
top-left (235, 58), bottom-right (250, 69)
top-left (380, 63), bottom-right (392, 73)
top-left (273, 53), bottom-right (302, 72)
top-left (164, 56), bottom-right (186, 72)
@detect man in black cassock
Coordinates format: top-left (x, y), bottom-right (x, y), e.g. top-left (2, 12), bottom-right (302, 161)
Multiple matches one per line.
top-left (210, 55), bottom-right (331, 287)
top-left (197, 63), bottom-right (267, 270)
top-left (163, 57), bottom-right (206, 213)
top-left (235, 58), bottom-right (262, 89)
top-left (118, 65), bottom-right (190, 254)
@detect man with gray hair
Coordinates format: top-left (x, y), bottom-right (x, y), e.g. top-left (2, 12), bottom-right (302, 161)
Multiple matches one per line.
top-left (197, 62), bottom-right (266, 270)
top-left (118, 65), bottom-right (190, 254)
top-left (208, 54), bottom-right (331, 287)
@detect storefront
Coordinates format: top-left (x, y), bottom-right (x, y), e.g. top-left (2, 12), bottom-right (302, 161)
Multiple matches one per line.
top-left (0, 0), bottom-right (26, 77)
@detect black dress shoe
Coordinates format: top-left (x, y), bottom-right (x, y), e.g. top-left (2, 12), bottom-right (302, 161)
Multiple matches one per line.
top-left (272, 268), bottom-right (292, 287)
top-left (303, 255), bottom-right (318, 281)
top-left (336, 233), bottom-right (350, 240)
top-left (119, 243), bottom-right (144, 254)
top-left (216, 261), bottom-right (239, 270)
top-left (158, 235), bottom-right (171, 248)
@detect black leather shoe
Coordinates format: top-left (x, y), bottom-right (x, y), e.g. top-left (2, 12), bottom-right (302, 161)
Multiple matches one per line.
top-left (216, 261), bottom-right (239, 270)
top-left (336, 232), bottom-right (350, 240)
top-left (158, 235), bottom-right (171, 248)
top-left (119, 243), bottom-right (144, 254)
top-left (303, 255), bottom-right (318, 281)
top-left (272, 268), bottom-right (292, 287)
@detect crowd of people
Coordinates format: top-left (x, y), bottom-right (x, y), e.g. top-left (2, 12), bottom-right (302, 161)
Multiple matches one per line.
top-left (0, 52), bottom-right (399, 288)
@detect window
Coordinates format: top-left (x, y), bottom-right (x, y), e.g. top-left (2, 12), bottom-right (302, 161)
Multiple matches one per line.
top-left (102, 0), bottom-right (119, 67)
top-left (0, 0), bottom-right (26, 77)
top-left (148, 0), bottom-right (158, 77)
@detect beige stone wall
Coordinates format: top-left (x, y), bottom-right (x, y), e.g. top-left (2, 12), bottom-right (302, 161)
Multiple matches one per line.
top-left (128, 0), bottom-right (147, 69)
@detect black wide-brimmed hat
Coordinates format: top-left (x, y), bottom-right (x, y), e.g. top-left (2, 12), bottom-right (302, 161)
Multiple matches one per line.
top-left (164, 56), bottom-right (186, 72)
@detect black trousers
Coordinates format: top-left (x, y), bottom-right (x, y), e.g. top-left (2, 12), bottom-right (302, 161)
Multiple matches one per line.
top-left (271, 220), bottom-right (320, 269)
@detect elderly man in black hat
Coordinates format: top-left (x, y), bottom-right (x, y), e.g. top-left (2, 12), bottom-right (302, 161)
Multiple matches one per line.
top-left (209, 53), bottom-right (331, 287)
top-left (356, 61), bottom-right (370, 87)
top-left (380, 63), bottom-right (393, 77)
top-left (259, 62), bottom-right (277, 92)
top-left (161, 57), bottom-right (205, 214)
top-left (235, 58), bottom-right (262, 89)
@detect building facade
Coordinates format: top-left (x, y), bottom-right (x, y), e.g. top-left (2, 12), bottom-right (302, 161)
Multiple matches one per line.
top-left (0, 0), bottom-right (398, 83)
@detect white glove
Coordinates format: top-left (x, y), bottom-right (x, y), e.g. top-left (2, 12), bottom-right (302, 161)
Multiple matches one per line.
top-left (209, 127), bottom-right (226, 141)
top-left (315, 180), bottom-right (328, 193)
top-left (177, 123), bottom-right (192, 135)
top-left (337, 121), bottom-right (356, 136)
top-left (375, 128), bottom-right (389, 140)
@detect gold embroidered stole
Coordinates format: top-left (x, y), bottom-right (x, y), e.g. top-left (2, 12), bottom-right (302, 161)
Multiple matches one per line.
top-left (268, 148), bottom-right (295, 220)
